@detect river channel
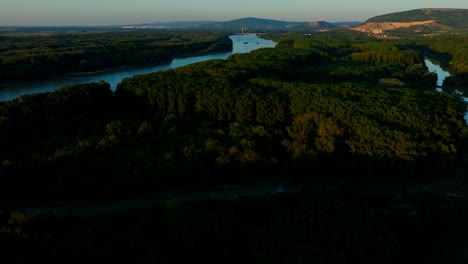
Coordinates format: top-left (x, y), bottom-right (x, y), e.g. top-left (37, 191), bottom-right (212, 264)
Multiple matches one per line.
top-left (1, 40), bottom-right (466, 121)
top-left (424, 58), bottom-right (452, 88)
top-left (8, 44), bottom-right (467, 217)
top-left (424, 58), bottom-right (468, 122)
top-left (0, 34), bottom-right (277, 102)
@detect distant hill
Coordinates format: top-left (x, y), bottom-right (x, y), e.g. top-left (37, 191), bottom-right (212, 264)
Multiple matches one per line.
top-left (197, 17), bottom-right (302, 31)
top-left (303, 21), bottom-right (339, 30)
top-left (123, 17), bottom-right (360, 32)
top-left (197, 17), bottom-right (338, 32)
top-left (351, 8), bottom-right (468, 36)
top-left (330, 21), bottom-right (362, 28)
top-left (122, 21), bottom-right (217, 29)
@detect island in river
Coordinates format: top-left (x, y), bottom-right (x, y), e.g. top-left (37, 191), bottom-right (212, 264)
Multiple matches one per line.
top-left (0, 34), bottom-right (276, 101)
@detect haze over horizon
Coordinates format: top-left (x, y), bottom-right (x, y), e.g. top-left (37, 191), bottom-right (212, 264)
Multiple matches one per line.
top-left (1, 0), bottom-right (468, 27)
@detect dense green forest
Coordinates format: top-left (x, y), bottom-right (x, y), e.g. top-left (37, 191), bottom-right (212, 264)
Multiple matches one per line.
top-left (0, 29), bottom-right (232, 82)
top-left (1, 31), bottom-right (467, 200)
top-left (1, 29), bottom-right (468, 263)
top-left (410, 35), bottom-right (468, 86)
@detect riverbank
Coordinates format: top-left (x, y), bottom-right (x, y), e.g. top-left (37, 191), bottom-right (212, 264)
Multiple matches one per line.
top-left (0, 34), bottom-right (276, 101)
top-left (0, 30), bottom-right (233, 83)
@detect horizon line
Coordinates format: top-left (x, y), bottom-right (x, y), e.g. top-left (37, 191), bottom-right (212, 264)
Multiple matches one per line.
top-left (0, 18), bottom-right (365, 28)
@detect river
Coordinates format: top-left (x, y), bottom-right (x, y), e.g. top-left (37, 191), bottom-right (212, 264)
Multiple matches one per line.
top-left (10, 47), bottom-right (467, 217)
top-left (424, 58), bottom-right (452, 88)
top-left (1, 42), bottom-right (466, 121)
top-left (0, 34), bottom-right (277, 102)
top-left (424, 58), bottom-right (468, 122)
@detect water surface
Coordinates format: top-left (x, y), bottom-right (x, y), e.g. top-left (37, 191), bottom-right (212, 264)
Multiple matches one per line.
top-left (424, 58), bottom-right (451, 87)
top-left (0, 34), bottom-right (276, 101)
top-left (425, 58), bottom-right (468, 122)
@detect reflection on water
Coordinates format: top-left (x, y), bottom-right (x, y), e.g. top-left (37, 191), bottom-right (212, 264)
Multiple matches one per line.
top-left (424, 58), bottom-right (468, 122)
top-left (0, 34), bottom-right (276, 102)
top-left (424, 58), bottom-right (451, 87)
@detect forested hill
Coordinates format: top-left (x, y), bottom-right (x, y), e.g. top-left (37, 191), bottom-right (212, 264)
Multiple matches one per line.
top-left (197, 17), bottom-right (337, 31)
top-left (352, 8), bottom-right (468, 35)
top-left (366, 8), bottom-right (468, 27)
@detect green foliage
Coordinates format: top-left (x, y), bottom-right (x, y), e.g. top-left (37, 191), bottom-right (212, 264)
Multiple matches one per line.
top-left (366, 8), bottom-right (468, 30)
top-left (2, 28), bottom-right (468, 264)
top-left (0, 29), bottom-right (232, 82)
top-left (0, 211), bottom-right (32, 240)
top-left (413, 35), bottom-right (468, 85)
top-left (1, 33), bottom-right (468, 200)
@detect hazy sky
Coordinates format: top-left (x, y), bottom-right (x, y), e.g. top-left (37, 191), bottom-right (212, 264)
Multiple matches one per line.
top-left (1, 0), bottom-right (467, 26)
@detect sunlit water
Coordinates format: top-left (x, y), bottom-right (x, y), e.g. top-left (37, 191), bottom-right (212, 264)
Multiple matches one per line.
top-left (0, 34), bottom-right (276, 101)
top-left (425, 58), bottom-right (468, 122)
top-left (424, 58), bottom-right (452, 87)
top-left (2, 43), bottom-right (466, 123)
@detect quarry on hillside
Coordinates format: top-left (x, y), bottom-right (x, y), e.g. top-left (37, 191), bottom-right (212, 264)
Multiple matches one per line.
top-left (350, 20), bottom-right (436, 35)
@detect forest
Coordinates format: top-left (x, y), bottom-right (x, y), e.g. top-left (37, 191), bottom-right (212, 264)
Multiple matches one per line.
top-left (1, 28), bottom-right (468, 263)
top-left (0, 29), bottom-right (232, 82)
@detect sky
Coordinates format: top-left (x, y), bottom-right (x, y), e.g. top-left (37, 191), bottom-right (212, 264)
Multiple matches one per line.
top-left (1, 0), bottom-right (467, 26)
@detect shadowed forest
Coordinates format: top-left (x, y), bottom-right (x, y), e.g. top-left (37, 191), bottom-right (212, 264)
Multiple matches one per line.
top-left (1, 27), bottom-right (468, 263)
